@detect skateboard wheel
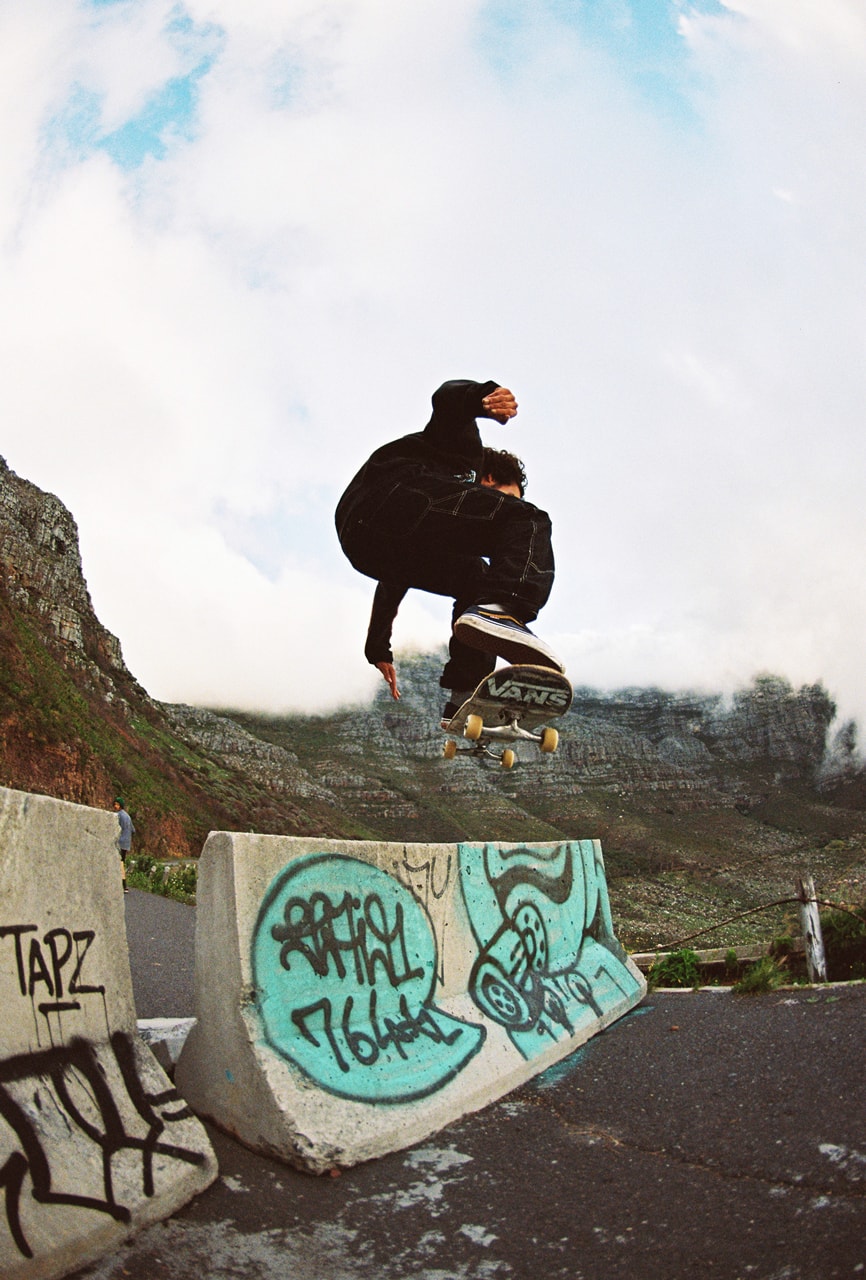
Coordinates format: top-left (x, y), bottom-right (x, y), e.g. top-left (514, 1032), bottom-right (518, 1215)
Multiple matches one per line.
top-left (501, 749), bottom-right (516, 770)
top-left (540, 727), bottom-right (559, 754)
top-left (443, 738), bottom-right (458, 760)
top-left (464, 713), bottom-right (484, 741)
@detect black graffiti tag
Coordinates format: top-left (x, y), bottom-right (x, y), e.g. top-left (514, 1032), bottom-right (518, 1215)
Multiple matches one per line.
top-left (0, 924), bottom-right (105, 1018)
top-left (268, 887), bottom-right (464, 1075)
top-left (398, 848), bottom-right (452, 905)
top-left (291, 988), bottom-right (463, 1075)
top-left (0, 1032), bottom-right (207, 1260)
top-left (253, 854), bottom-right (487, 1102)
top-left (396, 850), bottom-right (452, 985)
top-left (271, 890), bottom-right (424, 989)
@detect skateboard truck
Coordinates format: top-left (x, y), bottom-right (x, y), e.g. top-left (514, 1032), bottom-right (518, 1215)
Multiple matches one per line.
top-left (442, 711), bottom-right (561, 770)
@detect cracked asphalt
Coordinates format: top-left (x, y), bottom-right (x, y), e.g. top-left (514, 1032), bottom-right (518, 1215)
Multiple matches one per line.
top-left (75, 890), bottom-right (866, 1280)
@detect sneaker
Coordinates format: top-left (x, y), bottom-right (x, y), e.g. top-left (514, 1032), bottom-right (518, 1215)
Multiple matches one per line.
top-left (453, 605), bottom-right (565, 672)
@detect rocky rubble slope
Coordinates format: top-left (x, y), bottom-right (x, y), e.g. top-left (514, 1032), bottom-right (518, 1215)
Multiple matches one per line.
top-left (221, 657), bottom-right (866, 947)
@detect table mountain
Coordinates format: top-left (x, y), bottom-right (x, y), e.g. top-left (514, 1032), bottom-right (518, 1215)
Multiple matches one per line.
top-left (2, 456), bottom-right (864, 947)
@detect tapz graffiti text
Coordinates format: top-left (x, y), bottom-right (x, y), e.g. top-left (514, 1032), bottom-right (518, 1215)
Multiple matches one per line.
top-left (1, 924), bottom-right (104, 1016)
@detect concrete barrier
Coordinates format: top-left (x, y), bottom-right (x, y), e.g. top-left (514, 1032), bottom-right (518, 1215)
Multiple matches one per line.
top-left (0, 786), bottom-right (217, 1280)
top-left (176, 834), bottom-right (645, 1172)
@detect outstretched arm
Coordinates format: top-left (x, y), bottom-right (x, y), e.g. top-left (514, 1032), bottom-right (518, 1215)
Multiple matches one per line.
top-left (424, 379), bottom-right (510, 466)
top-left (365, 582), bottom-right (407, 700)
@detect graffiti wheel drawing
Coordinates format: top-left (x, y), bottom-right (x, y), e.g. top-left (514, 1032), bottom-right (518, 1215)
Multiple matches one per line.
top-left (468, 904), bottom-right (549, 1031)
top-left (472, 960), bottom-right (533, 1029)
top-left (514, 902), bottom-right (548, 972)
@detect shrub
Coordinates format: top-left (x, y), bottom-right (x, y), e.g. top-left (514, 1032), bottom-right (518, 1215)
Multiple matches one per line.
top-left (820, 905), bottom-right (866, 981)
top-left (820, 905), bottom-right (866, 945)
top-left (162, 862), bottom-right (197, 903)
top-left (126, 853), bottom-right (158, 891)
top-left (648, 948), bottom-right (702, 989)
top-left (128, 852), bottom-right (156, 877)
top-left (733, 955), bottom-right (786, 995)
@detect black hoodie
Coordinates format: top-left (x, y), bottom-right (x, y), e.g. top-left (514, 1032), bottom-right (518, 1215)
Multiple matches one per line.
top-left (334, 378), bottom-right (499, 543)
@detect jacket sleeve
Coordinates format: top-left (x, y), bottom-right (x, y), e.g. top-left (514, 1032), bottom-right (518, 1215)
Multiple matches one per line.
top-left (364, 582), bottom-right (408, 665)
top-left (422, 379), bottom-right (500, 470)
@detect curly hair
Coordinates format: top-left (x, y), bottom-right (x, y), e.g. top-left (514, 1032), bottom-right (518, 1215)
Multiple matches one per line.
top-left (479, 447), bottom-right (527, 497)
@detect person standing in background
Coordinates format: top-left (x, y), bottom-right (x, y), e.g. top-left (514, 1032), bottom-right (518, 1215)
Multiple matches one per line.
top-left (114, 797), bottom-right (135, 892)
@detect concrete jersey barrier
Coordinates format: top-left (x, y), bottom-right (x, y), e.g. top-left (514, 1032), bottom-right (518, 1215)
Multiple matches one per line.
top-left (0, 786), bottom-right (217, 1280)
top-left (176, 833), bottom-right (645, 1173)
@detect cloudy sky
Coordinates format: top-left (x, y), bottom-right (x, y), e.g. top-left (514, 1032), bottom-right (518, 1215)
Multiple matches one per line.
top-left (2, 0), bottom-right (865, 730)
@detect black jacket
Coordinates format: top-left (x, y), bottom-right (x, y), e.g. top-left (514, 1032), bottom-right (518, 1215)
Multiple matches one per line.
top-left (335, 379), bottom-right (499, 544)
top-left (364, 581), bottom-right (407, 666)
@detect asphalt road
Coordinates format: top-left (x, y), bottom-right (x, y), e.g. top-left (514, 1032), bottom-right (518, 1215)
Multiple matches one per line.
top-left (74, 889), bottom-right (866, 1280)
top-left (123, 886), bottom-right (197, 1019)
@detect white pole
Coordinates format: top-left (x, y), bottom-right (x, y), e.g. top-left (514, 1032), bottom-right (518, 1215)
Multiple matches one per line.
top-left (797, 875), bottom-right (828, 984)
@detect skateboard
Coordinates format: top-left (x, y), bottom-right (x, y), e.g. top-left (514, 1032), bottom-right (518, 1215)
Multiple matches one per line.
top-left (442, 664), bottom-right (573, 769)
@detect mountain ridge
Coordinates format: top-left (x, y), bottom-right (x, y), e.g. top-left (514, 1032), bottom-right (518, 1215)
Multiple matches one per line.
top-left (2, 455), bottom-right (864, 948)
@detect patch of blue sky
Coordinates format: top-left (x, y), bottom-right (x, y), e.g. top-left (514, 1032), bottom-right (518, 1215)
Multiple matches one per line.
top-left (43, 85), bottom-right (102, 165)
top-left (45, 5), bottom-right (222, 171)
top-left (97, 68), bottom-right (207, 168)
top-left (213, 491), bottom-right (342, 583)
top-left (476, 0), bottom-right (727, 128)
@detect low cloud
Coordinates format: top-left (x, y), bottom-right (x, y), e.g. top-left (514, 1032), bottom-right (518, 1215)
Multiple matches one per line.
top-left (1, 0), bottom-right (864, 732)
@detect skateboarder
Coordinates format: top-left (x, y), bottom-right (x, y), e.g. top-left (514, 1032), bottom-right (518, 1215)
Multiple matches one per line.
top-left (358, 446), bottom-right (534, 710)
top-left (335, 379), bottom-right (562, 719)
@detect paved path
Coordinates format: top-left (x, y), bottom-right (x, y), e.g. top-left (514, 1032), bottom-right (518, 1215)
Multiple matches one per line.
top-left (75, 890), bottom-right (866, 1280)
top-left (123, 886), bottom-right (196, 1019)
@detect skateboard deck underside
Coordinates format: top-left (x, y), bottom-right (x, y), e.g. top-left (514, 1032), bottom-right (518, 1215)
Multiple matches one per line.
top-left (446, 665), bottom-right (573, 742)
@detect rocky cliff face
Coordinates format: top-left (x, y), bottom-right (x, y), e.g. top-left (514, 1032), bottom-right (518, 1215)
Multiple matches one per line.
top-left (1, 456), bottom-right (134, 805)
top-left (0, 456), bottom-right (129, 689)
top-left (0, 457), bottom-right (355, 852)
top-left (215, 647), bottom-right (862, 854)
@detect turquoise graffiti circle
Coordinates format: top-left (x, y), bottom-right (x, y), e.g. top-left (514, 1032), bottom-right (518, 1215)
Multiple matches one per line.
top-left (251, 853), bottom-right (485, 1104)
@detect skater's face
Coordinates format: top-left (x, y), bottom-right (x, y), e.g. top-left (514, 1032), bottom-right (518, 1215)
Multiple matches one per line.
top-left (479, 475), bottom-right (523, 500)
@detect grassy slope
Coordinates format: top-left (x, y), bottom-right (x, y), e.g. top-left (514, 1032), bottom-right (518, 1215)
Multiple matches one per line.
top-left (0, 594), bottom-right (354, 854)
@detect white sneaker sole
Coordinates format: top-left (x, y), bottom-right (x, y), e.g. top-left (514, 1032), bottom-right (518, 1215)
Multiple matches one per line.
top-left (453, 614), bottom-right (565, 672)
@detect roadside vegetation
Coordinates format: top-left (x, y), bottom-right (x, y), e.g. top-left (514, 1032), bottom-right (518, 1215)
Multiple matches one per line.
top-left (646, 900), bottom-right (866, 991)
top-left (126, 854), bottom-right (198, 904)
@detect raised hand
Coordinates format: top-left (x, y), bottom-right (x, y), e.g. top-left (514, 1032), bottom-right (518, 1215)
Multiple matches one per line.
top-left (481, 387), bottom-right (518, 423)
